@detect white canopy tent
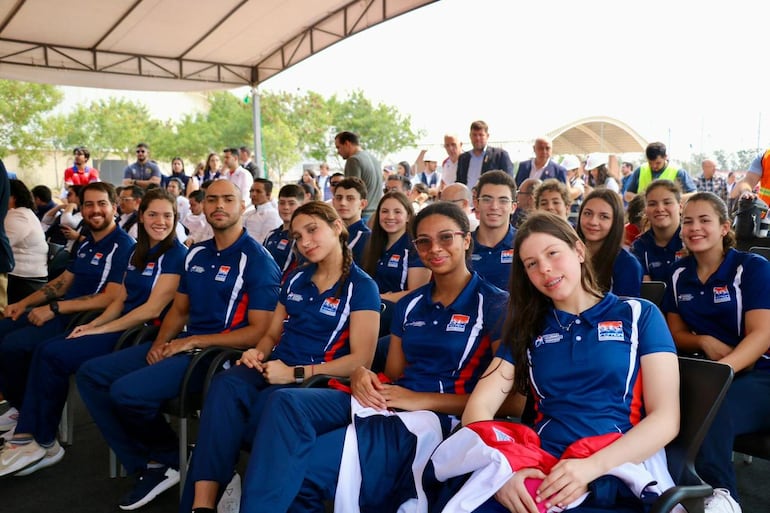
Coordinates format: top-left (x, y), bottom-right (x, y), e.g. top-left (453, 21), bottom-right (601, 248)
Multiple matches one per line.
top-left (0, 0), bottom-right (435, 166)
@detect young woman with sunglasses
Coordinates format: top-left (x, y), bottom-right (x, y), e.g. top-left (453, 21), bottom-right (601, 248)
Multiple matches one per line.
top-left (238, 202), bottom-right (508, 512)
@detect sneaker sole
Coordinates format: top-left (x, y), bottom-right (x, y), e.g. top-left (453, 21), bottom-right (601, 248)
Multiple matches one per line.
top-left (118, 470), bottom-right (180, 511)
top-left (14, 445), bottom-right (65, 476)
top-left (0, 449), bottom-right (46, 478)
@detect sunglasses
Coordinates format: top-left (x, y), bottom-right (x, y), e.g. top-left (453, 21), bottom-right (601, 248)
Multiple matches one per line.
top-left (412, 231), bottom-right (466, 252)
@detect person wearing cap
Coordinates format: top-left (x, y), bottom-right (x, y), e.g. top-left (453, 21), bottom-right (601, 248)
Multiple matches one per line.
top-left (624, 141), bottom-right (696, 203)
top-left (585, 152), bottom-right (620, 193)
top-left (561, 154), bottom-right (585, 226)
top-left (514, 136), bottom-right (567, 188)
top-left (416, 150), bottom-right (441, 199)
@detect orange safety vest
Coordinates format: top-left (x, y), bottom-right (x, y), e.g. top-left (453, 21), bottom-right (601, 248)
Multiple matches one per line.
top-left (757, 149), bottom-right (770, 206)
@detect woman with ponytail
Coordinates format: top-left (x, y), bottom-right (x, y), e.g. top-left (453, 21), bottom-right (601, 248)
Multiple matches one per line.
top-left (181, 201), bottom-right (380, 513)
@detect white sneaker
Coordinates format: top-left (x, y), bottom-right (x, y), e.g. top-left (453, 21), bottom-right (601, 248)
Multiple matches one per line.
top-left (14, 441), bottom-right (65, 476)
top-left (218, 471), bottom-right (241, 513)
top-left (0, 440), bottom-right (45, 477)
top-left (704, 488), bottom-right (742, 513)
top-left (0, 406), bottom-right (18, 432)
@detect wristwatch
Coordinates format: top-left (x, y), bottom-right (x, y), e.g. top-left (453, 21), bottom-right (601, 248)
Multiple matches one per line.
top-left (49, 301), bottom-right (60, 315)
top-left (294, 366), bottom-right (305, 384)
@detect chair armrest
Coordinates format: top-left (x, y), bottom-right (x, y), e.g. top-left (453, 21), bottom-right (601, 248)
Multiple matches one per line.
top-left (648, 484), bottom-right (712, 513)
top-left (202, 348), bottom-right (246, 400)
top-left (301, 374), bottom-right (349, 388)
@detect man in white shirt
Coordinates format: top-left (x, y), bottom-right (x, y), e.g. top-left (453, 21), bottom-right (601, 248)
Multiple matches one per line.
top-left (117, 185), bottom-right (143, 239)
top-left (222, 147), bottom-right (253, 207)
top-left (440, 133), bottom-right (463, 190)
top-left (242, 178), bottom-right (281, 244)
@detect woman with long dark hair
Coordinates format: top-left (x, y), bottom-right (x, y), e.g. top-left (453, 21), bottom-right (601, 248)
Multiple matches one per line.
top-left (4, 179), bottom-right (47, 303)
top-left (664, 192), bottom-right (770, 509)
top-left (577, 189), bottom-right (642, 296)
top-left (631, 180), bottom-right (684, 282)
top-left (0, 188), bottom-right (186, 477)
top-left (431, 212), bottom-right (679, 513)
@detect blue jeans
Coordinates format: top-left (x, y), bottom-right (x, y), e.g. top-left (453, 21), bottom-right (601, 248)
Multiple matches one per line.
top-left (76, 342), bottom-right (198, 474)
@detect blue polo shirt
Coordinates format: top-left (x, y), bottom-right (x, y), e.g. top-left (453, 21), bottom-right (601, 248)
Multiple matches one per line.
top-left (498, 293), bottom-right (675, 456)
top-left (66, 226), bottom-right (135, 300)
top-left (471, 226), bottom-right (516, 291)
top-left (180, 229), bottom-right (280, 335)
top-left (347, 219), bottom-right (371, 265)
top-left (612, 248), bottom-right (643, 297)
top-left (391, 272), bottom-right (508, 394)
top-left (123, 161), bottom-right (161, 182)
top-left (373, 232), bottom-right (424, 294)
top-left (122, 240), bottom-right (187, 315)
top-left (271, 263), bottom-right (379, 366)
top-left (630, 228), bottom-right (685, 282)
top-left (664, 249), bottom-right (770, 369)
top-left (263, 226), bottom-right (303, 279)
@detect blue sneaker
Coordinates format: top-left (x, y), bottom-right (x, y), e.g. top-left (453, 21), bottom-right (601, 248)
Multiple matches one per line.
top-left (118, 466), bottom-right (179, 510)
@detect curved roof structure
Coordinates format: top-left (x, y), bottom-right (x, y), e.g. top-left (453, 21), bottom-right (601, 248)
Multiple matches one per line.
top-left (0, 0), bottom-right (435, 91)
top-left (548, 116), bottom-right (648, 155)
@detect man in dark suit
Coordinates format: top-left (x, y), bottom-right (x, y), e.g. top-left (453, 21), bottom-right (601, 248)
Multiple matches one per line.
top-left (515, 136), bottom-right (568, 188)
top-left (455, 120), bottom-right (514, 189)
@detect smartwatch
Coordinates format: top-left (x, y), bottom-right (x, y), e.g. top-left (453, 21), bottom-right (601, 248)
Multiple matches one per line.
top-left (49, 301), bottom-right (60, 315)
top-left (294, 366), bottom-right (305, 384)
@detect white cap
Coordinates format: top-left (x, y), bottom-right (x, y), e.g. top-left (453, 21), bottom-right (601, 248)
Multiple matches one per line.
top-left (584, 152), bottom-right (609, 171)
top-left (560, 154), bottom-right (580, 171)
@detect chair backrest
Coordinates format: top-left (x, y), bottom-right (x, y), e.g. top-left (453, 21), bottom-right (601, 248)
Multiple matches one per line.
top-left (749, 246), bottom-right (770, 261)
top-left (666, 356), bottom-right (733, 485)
top-left (640, 281), bottom-right (666, 307)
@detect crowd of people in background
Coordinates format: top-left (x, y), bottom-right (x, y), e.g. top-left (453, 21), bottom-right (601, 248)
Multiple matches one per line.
top-left (0, 123), bottom-right (769, 513)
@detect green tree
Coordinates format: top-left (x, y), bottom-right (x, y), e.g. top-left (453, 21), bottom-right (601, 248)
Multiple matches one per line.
top-left (47, 97), bottom-right (163, 162)
top-left (260, 91), bottom-right (301, 184)
top-left (736, 149), bottom-right (757, 171)
top-left (328, 89), bottom-right (423, 162)
top-left (0, 80), bottom-right (63, 167)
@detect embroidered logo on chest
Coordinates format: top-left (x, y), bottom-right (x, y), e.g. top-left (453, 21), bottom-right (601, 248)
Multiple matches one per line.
top-left (215, 265), bottom-right (231, 282)
top-left (387, 254), bottom-right (401, 268)
top-left (447, 314), bottom-right (471, 332)
top-left (713, 286), bottom-right (731, 304)
top-left (500, 249), bottom-right (513, 264)
top-left (320, 297), bottom-right (341, 316)
top-left (142, 262), bottom-right (155, 276)
top-left (90, 252), bottom-right (103, 265)
top-left (597, 321), bottom-right (624, 342)
top-left (287, 292), bottom-right (303, 302)
top-left (534, 333), bottom-right (564, 347)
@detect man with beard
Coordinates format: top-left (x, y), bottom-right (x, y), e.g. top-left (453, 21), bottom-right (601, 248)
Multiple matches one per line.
top-left (0, 182), bottom-right (135, 435)
top-left (123, 142), bottom-right (162, 189)
top-left (76, 179), bottom-right (281, 511)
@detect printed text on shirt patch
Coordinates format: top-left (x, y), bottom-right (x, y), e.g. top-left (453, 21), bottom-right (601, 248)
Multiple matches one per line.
top-left (90, 252), bottom-right (103, 265)
top-left (320, 297), bottom-right (340, 316)
top-left (713, 286), bottom-right (731, 303)
top-left (598, 321), bottom-right (624, 342)
top-left (387, 254), bottom-right (401, 268)
top-left (534, 333), bottom-right (564, 347)
top-left (142, 262), bottom-right (155, 276)
top-left (500, 249), bottom-right (513, 264)
top-left (447, 314), bottom-right (470, 332)
top-left (215, 265), bottom-right (231, 282)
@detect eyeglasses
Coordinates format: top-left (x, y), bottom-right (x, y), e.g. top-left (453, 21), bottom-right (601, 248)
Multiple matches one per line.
top-left (330, 181), bottom-right (343, 187)
top-left (136, 149), bottom-right (147, 154)
top-left (478, 195), bottom-right (513, 206)
top-left (412, 231), bottom-right (467, 252)
top-left (73, 151), bottom-right (85, 156)
top-left (445, 198), bottom-right (466, 205)
top-left (119, 196), bottom-right (135, 202)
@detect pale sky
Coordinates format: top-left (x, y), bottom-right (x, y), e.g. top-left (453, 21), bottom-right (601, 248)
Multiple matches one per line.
top-left (60, 0), bottom-right (768, 166)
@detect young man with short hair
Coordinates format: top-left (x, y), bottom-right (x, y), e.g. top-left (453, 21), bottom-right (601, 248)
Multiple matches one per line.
top-left (471, 170), bottom-right (516, 291)
top-left (332, 177), bottom-right (370, 265)
top-left (242, 178), bottom-right (282, 244)
top-left (263, 184), bottom-right (306, 280)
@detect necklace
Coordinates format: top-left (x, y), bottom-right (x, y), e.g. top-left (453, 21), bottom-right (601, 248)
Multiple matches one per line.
top-left (553, 310), bottom-right (578, 332)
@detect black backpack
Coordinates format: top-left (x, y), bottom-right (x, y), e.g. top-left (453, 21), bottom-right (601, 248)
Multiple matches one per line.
top-left (733, 196), bottom-right (769, 240)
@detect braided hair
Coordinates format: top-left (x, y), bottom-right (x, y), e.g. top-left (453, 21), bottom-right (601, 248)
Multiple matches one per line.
top-left (290, 201), bottom-right (352, 299)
